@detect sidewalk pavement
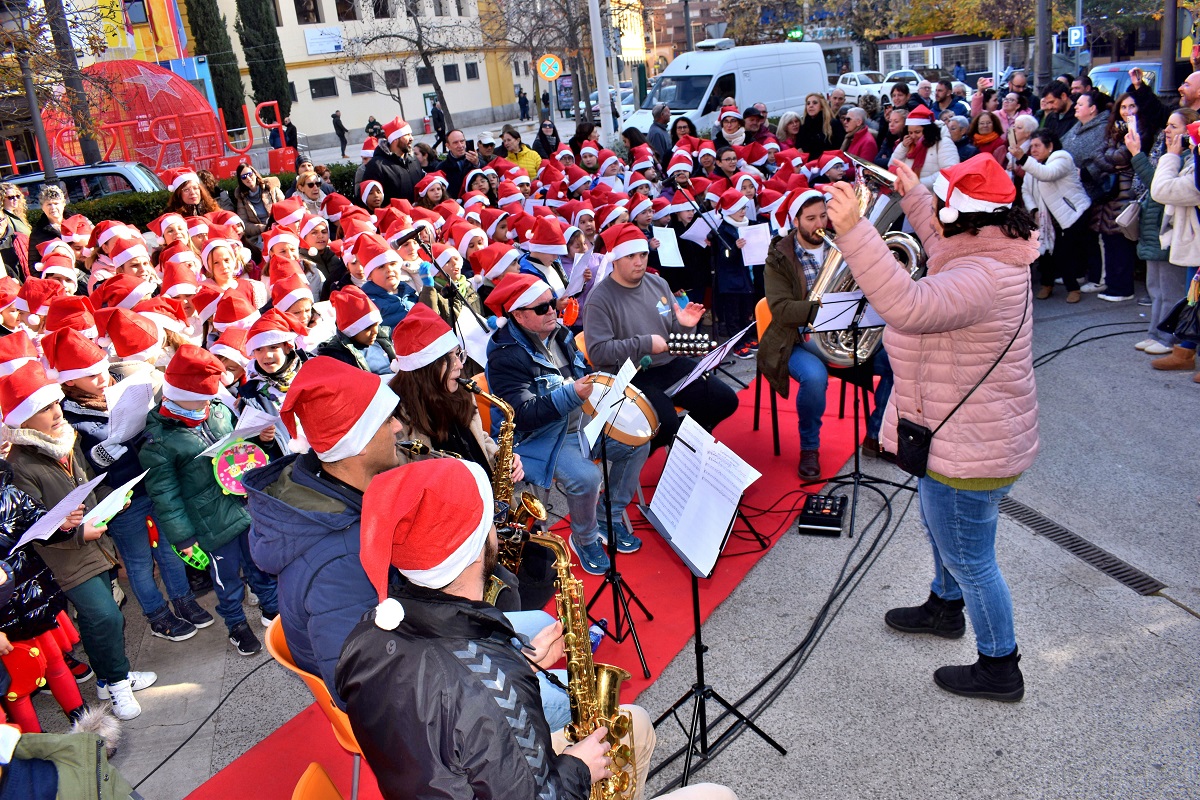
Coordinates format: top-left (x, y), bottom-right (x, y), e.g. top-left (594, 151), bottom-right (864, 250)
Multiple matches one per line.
top-left (26, 294), bottom-right (1200, 800)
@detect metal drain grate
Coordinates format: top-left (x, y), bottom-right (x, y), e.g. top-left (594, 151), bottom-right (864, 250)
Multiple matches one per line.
top-left (999, 497), bottom-right (1167, 596)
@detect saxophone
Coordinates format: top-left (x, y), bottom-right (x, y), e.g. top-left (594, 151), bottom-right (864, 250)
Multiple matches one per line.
top-left (456, 377), bottom-right (547, 605)
top-left (532, 532), bottom-right (636, 800)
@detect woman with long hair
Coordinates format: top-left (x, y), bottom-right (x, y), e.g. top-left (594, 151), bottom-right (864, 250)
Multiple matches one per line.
top-left (796, 93), bottom-right (845, 159)
top-left (533, 120), bottom-right (562, 159)
top-left (232, 164), bottom-right (284, 246)
top-left (830, 155), bottom-right (1039, 702)
top-left (967, 111), bottom-right (1008, 165)
top-left (1092, 92), bottom-right (1150, 302)
top-left (0, 184), bottom-right (28, 279)
top-left (1, 183), bottom-right (30, 235)
top-left (568, 121), bottom-right (599, 159)
top-left (776, 111), bottom-right (802, 150)
top-left (165, 172), bottom-right (219, 218)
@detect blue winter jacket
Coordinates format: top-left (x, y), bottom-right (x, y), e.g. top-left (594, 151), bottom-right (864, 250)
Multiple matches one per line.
top-left (711, 221), bottom-right (755, 294)
top-left (244, 451), bottom-right (376, 707)
top-left (485, 322), bottom-right (589, 488)
top-left (361, 279), bottom-right (417, 329)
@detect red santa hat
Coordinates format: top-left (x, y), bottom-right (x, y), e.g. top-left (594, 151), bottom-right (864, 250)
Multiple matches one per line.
top-left (816, 150), bottom-right (848, 176)
top-left (382, 117), bottom-right (413, 143)
top-left (338, 210), bottom-right (377, 245)
top-left (0, 277), bottom-right (20, 313)
top-left (778, 188), bottom-right (828, 231)
top-left (461, 191), bottom-right (490, 213)
top-left (496, 181), bottom-right (524, 209)
top-left (506, 212), bottom-right (535, 245)
top-left (525, 216), bottom-right (567, 256)
top-left (86, 220), bottom-right (132, 254)
top-left (597, 149), bottom-right (621, 176)
top-left (94, 307), bottom-right (163, 361)
top-left (626, 171), bottom-right (651, 196)
top-left (39, 251), bottom-right (77, 283)
top-left (479, 208), bottom-right (510, 241)
top-left (564, 164), bottom-right (592, 193)
top-left (410, 207), bottom-right (444, 233)
top-left (0, 362), bottom-right (64, 428)
top-left (186, 216), bottom-right (210, 239)
top-left (212, 293), bottom-right (261, 332)
top-left (484, 272), bottom-right (552, 317)
top-left (42, 328), bottom-right (108, 383)
top-left (595, 203), bottom-right (626, 231)
top-left (698, 140), bottom-right (717, 159)
top-left (147, 213), bottom-right (187, 240)
top-left (354, 233), bottom-right (400, 279)
top-left (133, 297), bottom-right (190, 334)
top-left (44, 295), bottom-right (97, 339)
top-left (933, 153), bottom-right (1017, 224)
top-left (270, 271), bottom-right (313, 313)
top-left (553, 143), bottom-right (574, 162)
top-left (360, 458), bottom-right (493, 599)
top-left (735, 142), bottom-right (770, 169)
top-left (245, 308), bottom-right (305, 354)
top-left (299, 213), bottom-right (327, 243)
top-left (434, 199), bottom-right (465, 223)
top-left (59, 215), bottom-right (94, 247)
top-left (600, 222), bottom-right (651, 262)
top-left (719, 105), bottom-right (742, 123)
top-left (207, 209), bottom-right (244, 230)
top-left (0, 331), bottom-right (38, 376)
top-left (191, 287), bottom-right (222, 324)
top-left (209, 327), bottom-right (250, 368)
top-left (453, 226), bottom-right (488, 256)
top-left (93, 273), bottom-right (155, 311)
top-left (158, 241), bottom-right (203, 273)
top-left (160, 168), bottom-right (199, 193)
top-left (416, 172), bottom-right (449, 198)
top-left (330, 286), bottom-right (382, 337)
top-left (628, 195), bottom-right (654, 222)
top-left (431, 243), bottom-right (462, 271)
top-left (384, 213), bottom-right (418, 247)
top-left (279, 356), bottom-right (399, 462)
top-left (718, 187), bottom-right (751, 218)
top-left (263, 227), bottom-right (299, 256)
top-left (469, 242), bottom-right (520, 281)
top-left (270, 197), bottom-right (306, 229)
top-left (109, 236), bottom-right (150, 268)
top-left (906, 104), bottom-right (935, 126)
top-left (389, 302), bottom-right (459, 372)
top-left (358, 180), bottom-right (383, 206)
top-left (508, 168), bottom-right (532, 187)
top-left (162, 344), bottom-right (225, 402)
top-left (360, 137), bottom-right (378, 157)
top-left (579, 142), bottom-right (599, 159)
top-left (666, 152), bottom-right (694, 178)
top-left (14, 278), bottom-right (64, 320)
top-left (630, 144), bottom-right (656, 172)
top-left (321, 193), bottom-right (352, 223)
top-left (651, 196), bottom-right (673, 222)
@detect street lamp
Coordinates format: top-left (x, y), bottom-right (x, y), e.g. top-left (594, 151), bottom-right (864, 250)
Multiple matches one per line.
top-left (0, 0), bottom-right (57, 183)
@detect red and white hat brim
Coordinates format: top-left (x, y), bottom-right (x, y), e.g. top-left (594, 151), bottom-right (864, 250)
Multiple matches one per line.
top-left (0, 357), bottom-right (33, 376)
top-left (511, 279), bottom-right (553, 311)
top-left (364, 250), bottom-right (400, 276)
top-left (393, 329), bottom-right (458, 372)
top-left (629, 198), bottom-right (653, 220)
top-left (275, 286), bottom-right (314, 312)
top-left (484, 249), bottom-right (520, 279)
top-left (164, 282), bottom-right (198, 298)
top-left (720, 195), bottom-right (750, 218)
top-left (54, 356), bottom-right (109, 384)
top-left (162, 381), bottom-right (217, 402)
top-left (168, 172), bottom-right (199, 193)
top-left (933, 173), bottom-right (1011, 217)
top-left (343, 308), bottom-right (382, 337)
top-left (360, 181), bottom-right (383, 205)
top-left (317, 377), bottom-right (399, 462)
top-left (41, 264), bottom-right (77, 282)
top-left (609, 238), bottom-right (649, 262)
top-left (3, 383), bottom-right (64, 427)
top-left (118, 282), bottom-right (155, 310)
top-left (267, 231), bottom-right (300, 252)
top-left (112, 244), bottom-right (149, 267)
top-left (245, 329), bottom-right (298, 354)
top-left (386, 124), bottom-right (413, 143)
top-left (400, 460), bottom-right (493, 588)
top-left (527, 241), bottom-right (568, 256)
top-left (213, 311), bottom-right (261, 333)
top-left (210, 343), bottom-right (250, 367)
top-left (787, 190), bottom-right (827, 223)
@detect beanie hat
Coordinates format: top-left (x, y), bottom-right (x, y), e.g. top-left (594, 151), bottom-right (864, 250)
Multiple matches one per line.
top-left (359, 458), bottom-right (493, 598)
top-left (390, 302), bottom-right (458, 371)
top-left (162, 344), bottom-right (225, 402)
top-left (42, 328), bottom-right (108, 383)
top-left (279, 356), bottom-right (399, 463)
top-left (600, 222), bottom-right (650, 261)
top-left (0, 362), bottom-right (64, 428)
top-left (484, 272), bottom-right (552, 317)
top-left (933, 152), bottom-right (1017, 224)
top-left (330, 286), bottom-right (382, 337)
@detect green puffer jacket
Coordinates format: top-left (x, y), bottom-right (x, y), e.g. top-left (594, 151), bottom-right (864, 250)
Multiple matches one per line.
top-left (13, 731), bottom-right (136, 800)
top-left (138, 402), bottom-right (251, 553)
top-left (1131, 151), bottom-right (1168, 262)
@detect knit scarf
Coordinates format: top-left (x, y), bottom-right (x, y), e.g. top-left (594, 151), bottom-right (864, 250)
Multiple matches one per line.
top-left (908, 139), bottom-right (930, 174)
top-left (724, 128), bottom-right (746, 147)
top-left (974, 131), bottom-right (1001, 147)
top-left (3, 424), bottom-right (77, 461)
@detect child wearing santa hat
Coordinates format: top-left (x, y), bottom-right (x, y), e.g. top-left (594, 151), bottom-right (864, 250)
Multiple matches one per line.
top-left (140, 345), bottom-right (279, 656)
top-left (236, 310), bottom-right (311, 456)
top-left (711, 189), bottom-right (758, 353)
top-left (315, 287), bottom-right (396, 376)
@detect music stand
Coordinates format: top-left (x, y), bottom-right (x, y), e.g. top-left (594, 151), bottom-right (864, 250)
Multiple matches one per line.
top-left (642, 498), bottom-right (785, 788)
top-left (801, 295), bottom-right (914, 539)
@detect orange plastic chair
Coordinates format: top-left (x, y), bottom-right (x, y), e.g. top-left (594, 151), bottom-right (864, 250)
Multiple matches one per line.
top-left (574, 332), bottom-right (590, 365)
top-left (471, 372), bottom-right (492, 423)
top-left (266, 619), bottom-right (362, 800)
top-left (291, 762), bottom-right (345, 800)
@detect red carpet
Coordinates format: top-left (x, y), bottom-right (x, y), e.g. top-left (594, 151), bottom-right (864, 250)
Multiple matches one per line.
top-left (186, 378), bottom-right (862, 800)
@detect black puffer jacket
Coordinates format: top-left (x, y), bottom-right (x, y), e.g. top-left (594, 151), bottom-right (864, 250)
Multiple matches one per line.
top-left (336, 573), bottom-right (593, 800)
top-left (0, 461), bottom-right (67, 642)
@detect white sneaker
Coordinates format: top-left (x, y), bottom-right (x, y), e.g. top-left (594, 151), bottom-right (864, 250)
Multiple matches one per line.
top-left (1144, 342), bottom-right (1173, 355)
top-left (1079, 282), bottom-right (1106, 293)
top-left (245, 586), bottom-right (260, 607)
top-left (112, 582), bottom-right (125, 608)
top-left (106, 679), bottom-right (142, 721)
top-left (96, 670), bottom-right (158, 700)
top-left (1098, 293), bottom-right (1135, 302)
top-left (1135, 338), bottom-right (1157, 351)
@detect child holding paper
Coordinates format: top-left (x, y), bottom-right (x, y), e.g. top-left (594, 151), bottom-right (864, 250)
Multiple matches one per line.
top-left (711, 188), bottom-right (757, 354)
top-left (141, 345), bottom-right (278, 658)
top-left (236, 309), bottom-right (310, 459)
top-left (45, 328), bottom-right (212, 642)
top-left (0, 362), bottom-right (158, 721)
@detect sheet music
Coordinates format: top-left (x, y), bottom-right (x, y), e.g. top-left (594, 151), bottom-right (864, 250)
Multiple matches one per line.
top-left (647, 416), bottom-right (711, 533)
top-left (103, 372), bottom-right (155, 444)
top-left (196, 406), bottom-right (280, 459)
top-left (455, 308), bottom-right (493, 368)
top-left (565, 248), bottom-right (599, 297)
top-left (582, 358), bottom-right (637, 449)
top-left (667, 323), bottom-right (754, 397)
top-left (740, 223), bottom-right (772, 267)
top-left (811, 291), bottom-right (885, 332)
top-left (12, 473), bottom-right (108, 552)
top-left (680, 215), bottom-right (713, 247)
top-left (83, 470), bottom-right (148, 525)
top-left (652, 226), bottom-right (685, 268)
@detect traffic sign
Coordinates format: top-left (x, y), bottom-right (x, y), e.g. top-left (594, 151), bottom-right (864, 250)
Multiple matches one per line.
top-left (537, 54), bottom-right (564, 81)
top-left (1068, 26), bottom-right (1086, 49)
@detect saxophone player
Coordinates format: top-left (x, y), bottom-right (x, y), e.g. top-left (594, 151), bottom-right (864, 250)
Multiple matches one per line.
top-left (486, 273), bottom-right (650, 576)
top-left (339, 458), bottom-right (737, 800)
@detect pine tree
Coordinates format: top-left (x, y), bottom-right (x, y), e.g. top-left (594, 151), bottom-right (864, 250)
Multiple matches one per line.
top-left (234, 0), bottom-right (292, 120)
top-left (181, 0), bottom-right (246, 129)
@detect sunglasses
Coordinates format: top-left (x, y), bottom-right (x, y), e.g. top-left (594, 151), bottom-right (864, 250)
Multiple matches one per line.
top-left (239, 173), bottom-right (254, 180)
top-left (4, 195), bottom-right (19, 201)
top-left (303, 181), bottom-right (320, 188)
top-left (523, 301), bottom-right (555, 316)
top-left (541, 123), bottom-right (554, 128)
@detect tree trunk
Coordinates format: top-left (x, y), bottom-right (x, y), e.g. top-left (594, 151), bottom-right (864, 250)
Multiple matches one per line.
top-left (43, 0), bottom-right (102, 164)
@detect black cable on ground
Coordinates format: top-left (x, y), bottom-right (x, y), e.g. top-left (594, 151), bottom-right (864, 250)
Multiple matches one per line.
top-left (1033, 321), bottom-right (1145, 369)
top-left (132, 658), bottom-right (274, 790)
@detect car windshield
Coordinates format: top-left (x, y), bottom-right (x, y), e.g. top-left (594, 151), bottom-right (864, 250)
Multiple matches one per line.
top-left (862, 72), bottom-right (885, 84)
top-left (130, 163), bottom-right (166, 190)
top-left (918, 68), bottom-right (950, 81)
top-left (641, 74), bottom-right (713, 111)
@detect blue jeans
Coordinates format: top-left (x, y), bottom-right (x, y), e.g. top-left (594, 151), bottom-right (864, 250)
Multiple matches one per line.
top-left (918, 476), bottom-right (1017, 657)
top-left (209, 529), bottom-right (278, 630)
top-left (787, 342), bottom-right (893, 448)
top-left (104, 494), bottom-right (193, 619)
top-left (554, 432), bottom-right (650, 546)
top-left (505, 609), bottom-right (570, 731)
top-left (867, 348), bottom-right (892, 440)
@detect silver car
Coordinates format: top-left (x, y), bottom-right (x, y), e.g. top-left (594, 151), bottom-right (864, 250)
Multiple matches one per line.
top-left (8, 161), bottom-right (166, 204)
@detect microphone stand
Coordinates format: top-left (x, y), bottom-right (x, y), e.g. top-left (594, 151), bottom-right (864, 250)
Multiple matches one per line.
top-left (414, 227), bottom-right (489, 345)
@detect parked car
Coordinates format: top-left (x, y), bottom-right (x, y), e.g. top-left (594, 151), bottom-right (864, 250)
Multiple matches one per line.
top-left (835, 70), bottom-right (887, 104)
top-left (9, 161), bottom-right (166, 204)
top-left (1088, 59), bottom-right (1191, 99)
top-left (588, 89), bottom-right (636, 118)
top-left (882, 68), bottom-right (972, 102)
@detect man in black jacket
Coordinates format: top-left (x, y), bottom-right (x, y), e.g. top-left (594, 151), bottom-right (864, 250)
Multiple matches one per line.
top-left (361, 117), bottom-right (425, 204)
top-left (437, 129), bottom-right (480, 198)
top-left (430, 100), bottom-right (447, 152)
top-left (331, 110), bottom-right (348, 158)
top-left (336, 458), bottom-right (736, 800)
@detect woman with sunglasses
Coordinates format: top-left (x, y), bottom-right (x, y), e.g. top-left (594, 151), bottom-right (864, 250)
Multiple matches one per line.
top-left (0, 184), bottom-right (28, 280)
top-left (294, 169), bottom-right (326, 215)
top-left (1, 183), bottom-right (29, 236)
top-left (232, 164), bottom-right (285, 247)
top-left (532, 120), bottom-right (562, 159)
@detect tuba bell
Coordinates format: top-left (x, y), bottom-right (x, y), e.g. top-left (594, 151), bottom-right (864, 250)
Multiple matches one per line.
top-left (806, 152), bottom-right (927, 368)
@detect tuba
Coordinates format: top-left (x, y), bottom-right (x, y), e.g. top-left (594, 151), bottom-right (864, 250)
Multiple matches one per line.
top-left (456, 377), bottom-right (547, 605)
top-left (532, 532), bottom-right (636, 800)
top-left (806, 152), bottom-right (927, 368)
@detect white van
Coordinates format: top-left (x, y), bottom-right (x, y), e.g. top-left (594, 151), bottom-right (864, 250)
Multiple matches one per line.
top-left (626, 40), bottom-right (828, 135)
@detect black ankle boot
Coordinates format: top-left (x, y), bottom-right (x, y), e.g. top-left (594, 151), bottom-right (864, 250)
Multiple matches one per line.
top-left (885, 592), bottom-right (966, 639)
top-left (934, 647), bottom-right (1025, 702)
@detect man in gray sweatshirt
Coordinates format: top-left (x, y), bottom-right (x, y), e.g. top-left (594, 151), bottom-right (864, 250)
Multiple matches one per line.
top-left (582, 223), bottom-right (739, 449)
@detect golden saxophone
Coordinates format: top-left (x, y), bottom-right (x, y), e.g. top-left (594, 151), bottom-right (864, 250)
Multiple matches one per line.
top-left (532, 531), bottom-right (636, 800)
top-left (807, 152), bottom-right (927, 367)
top-left (456, 377), bottom-right (546, 605)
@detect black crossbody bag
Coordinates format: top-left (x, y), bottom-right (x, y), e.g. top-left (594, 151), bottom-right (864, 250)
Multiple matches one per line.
top-left (895, 288), bottom-right (1029, 478)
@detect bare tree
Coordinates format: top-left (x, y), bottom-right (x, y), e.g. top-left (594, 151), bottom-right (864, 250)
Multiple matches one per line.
top-left (340, 0), bottom-right (483, 130)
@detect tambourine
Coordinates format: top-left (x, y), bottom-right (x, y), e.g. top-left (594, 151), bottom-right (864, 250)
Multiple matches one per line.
top-left (213, 440), bottom-right (269, 496)
top-left (581, 373), bottom-right (660, 447)
top-left (559, 297), bottom-right (580, 327)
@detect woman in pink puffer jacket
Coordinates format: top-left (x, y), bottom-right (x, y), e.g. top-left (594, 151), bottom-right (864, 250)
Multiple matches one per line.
top-left (830, 155), bottom-right (1038, 704)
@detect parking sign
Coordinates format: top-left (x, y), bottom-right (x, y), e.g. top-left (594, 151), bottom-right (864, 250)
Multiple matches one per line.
top-left (1068, 26), bottom-right (1086, 49)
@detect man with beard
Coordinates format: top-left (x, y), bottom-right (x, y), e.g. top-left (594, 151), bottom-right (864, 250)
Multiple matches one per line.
top-left (361, 116), bottom-right (425, 204)
top-left (335, 458), bottom-right (737, 800)
top-left (756, 190), bottom-right (893, 479)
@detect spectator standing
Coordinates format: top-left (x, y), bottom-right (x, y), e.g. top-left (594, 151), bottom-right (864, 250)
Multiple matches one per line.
top-left (27, 186), bottom-right (66, 267)
top-left (968, 112), bottom-right (1008, 165)
top-left (437, 130), bottom-right (480, 198)
top-left (934, 80), bottom-right (969, 118)
top-left (648, 103), bottom-right (673, 165)
top-left (362, 117), bottom-right (425, 204)
top-left (430, 100), bottom-right (447, 152)
top-left (283, 117), bottom-right (298, 149)
top-left (1006, 70), bottom-right (1035, 108)
top-left (1059, 93), bottom-right (1109, 292)
top-left (332, 111), bottom-right (348, 158)
top-left (797, 93), bottom-right (844, 158)
top-left (1091, 93), bottom-right (1145, 302)
top-left (889, 82), bottom-right (925, 114)
top-left (233, 164), bottom-right (284, 247)
top-left (953, 61), bottom-right (967, 83)
top-left (743, 106), bottom-right (774, 146)
top-left (842, 107), bottom-right (878, 163)
top-left (947, 116), bottom-right (979, 162)
top-left (518, 89), bottom-right (530, 121)
top-left (874, 108), bottom-right (909, 169)
top-left (1040, 82), bottom-right (1077, 139)
top-left (541, 90), bottom-right (551, 119)
top-left (364, 115), bottom-right (384, 139)
top-left (532, 120), bottom-right (563, 160)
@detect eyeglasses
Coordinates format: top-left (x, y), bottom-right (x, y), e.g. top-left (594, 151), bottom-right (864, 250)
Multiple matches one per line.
top-left (4, 195), bottom-right (19, 201)
top-left (303, 182), bottom-right (320, 188)
top-left (453, 348), bottom-right (466, 362)
top-left (523, 301), bottom-right (555, 316)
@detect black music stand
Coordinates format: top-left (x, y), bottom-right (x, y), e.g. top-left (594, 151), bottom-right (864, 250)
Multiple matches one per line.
top-left (642, 476), bottom-right (785, 788)
top-left (800, 295), bottom-right (914, 539)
